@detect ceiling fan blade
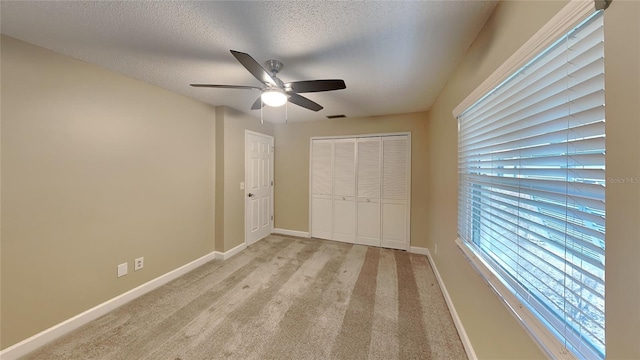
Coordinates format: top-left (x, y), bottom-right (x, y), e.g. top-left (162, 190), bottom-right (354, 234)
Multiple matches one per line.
top-left (230, 50), bottom-right (278, 88)
top-left (288, 93), bottom-right (323, 111)
top-left (285, 79), bottom-right (346, 93)
top-left (190, 84), bottom-right (261, 90)
top-left (251, 96), bottom-right (265, 110)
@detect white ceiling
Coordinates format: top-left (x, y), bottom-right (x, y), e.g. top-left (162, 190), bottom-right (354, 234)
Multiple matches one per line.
top-left (1, 1), bottom-right (497, 123)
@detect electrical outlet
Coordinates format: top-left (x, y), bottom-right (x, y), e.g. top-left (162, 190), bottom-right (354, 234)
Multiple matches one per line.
top-left (134, 257), bottom-right (144, 271)
top-left (117, 263), bottom-right (128, 278)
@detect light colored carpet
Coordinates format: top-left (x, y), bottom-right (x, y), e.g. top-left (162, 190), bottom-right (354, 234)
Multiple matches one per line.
top-left (23, 235), bottom-right (466, 360)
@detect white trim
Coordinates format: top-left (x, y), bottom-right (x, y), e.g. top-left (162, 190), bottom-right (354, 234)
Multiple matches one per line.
top-left (405, 133), bottom-right (412, 251)
top-left (409, 246), bottom-right (429, 256)
top-left (0, 251), bottom-right (217, 360)
top-left (244, 129), bottom-right (271, 138)
top-left (425, 248), bottom-right (477, 360)
top-left (214, 241), bottom-right (247, 260)
top-left (273, 228), bottom-right (310, 238)
top-left (452, 0), bottom-right (596, 117)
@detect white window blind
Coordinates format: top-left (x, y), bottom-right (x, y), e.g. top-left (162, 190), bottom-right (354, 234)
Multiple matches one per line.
top-left (457, 12), bottom-right (605, 360)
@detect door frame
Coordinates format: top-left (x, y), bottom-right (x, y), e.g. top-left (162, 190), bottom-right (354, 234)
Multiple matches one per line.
top-left (308, 132), bottom-right (411, 250)
top-left (245, 130), bottom-right (275, 246)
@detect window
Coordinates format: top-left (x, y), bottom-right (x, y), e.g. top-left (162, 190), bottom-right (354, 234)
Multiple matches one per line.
top-left (457, 11), bottom-right (605, 360)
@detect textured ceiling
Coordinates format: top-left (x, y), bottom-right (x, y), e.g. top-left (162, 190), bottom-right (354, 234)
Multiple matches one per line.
top-left (1, 1), bottom-right (497, 123)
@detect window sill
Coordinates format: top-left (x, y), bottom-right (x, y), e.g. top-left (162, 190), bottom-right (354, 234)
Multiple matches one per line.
top-left (455, 238), bottom-right (576, 360)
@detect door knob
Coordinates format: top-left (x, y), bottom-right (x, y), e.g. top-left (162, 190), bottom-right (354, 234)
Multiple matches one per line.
top-left (248, 193), bottom-right (255, 197)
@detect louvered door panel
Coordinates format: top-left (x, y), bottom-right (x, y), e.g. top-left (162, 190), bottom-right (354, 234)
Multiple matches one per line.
top-left (383, 137), bottom-right (408, 200)
top-left (312, 140), bottom-right (333, 196)
top-left (357, 139), bottom-right (381, 199)
top-left (311, 140), bottom-right (333, 239)
top-left (333, 139), bottom-right (356, 243)
top-left (334, 140), bottom-right (356, 197)
top-left (382, 136), bottom-right (409, 249)
top-left (357, 137), bottom-right (381, 246)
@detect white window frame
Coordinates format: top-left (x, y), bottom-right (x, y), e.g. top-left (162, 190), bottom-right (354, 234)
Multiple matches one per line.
top-left (452, 1), bottom-right (606, 359)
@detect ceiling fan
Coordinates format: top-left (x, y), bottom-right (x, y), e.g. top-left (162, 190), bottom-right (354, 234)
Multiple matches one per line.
top-left (191, 50), bottom-right (346, 112)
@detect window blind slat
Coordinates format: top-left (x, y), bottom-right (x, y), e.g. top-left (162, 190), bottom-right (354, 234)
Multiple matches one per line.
top-left (481, 153), bottom-right (604, 168)
top-left (463, 82), bottom-right (604, 147)
top-left (463, 174), bottom-right (605, 201)
top-left (461, 18), bottom-right (604, 125)
top-left (467, 185), bottom-right (606, 240)
top-left (476, 224), bottom-right (607, 344)
top-left (461, 175), bottom-right (605, 214)
top-left (462, 43), bottom-right (603, 133)
top-left (463, 105), bottom-right (604, 153)
top-left (466, 193), bottom-right (605, 262)
top-left (462, 136), bottom-right (605, 164)
top-left (471, 222), bottom-right (605, 336)
top-left (463, 55), bottom-right (603, 135)
top-left (468, 206), bottom-right (605, 286)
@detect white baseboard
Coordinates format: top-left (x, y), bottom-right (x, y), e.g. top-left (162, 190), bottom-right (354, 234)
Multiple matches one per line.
top-left (409, 246), bottom-right (429, 255)
top-left (214, 242), bottom-right (246, 260)
top-left (273, 228), bottom-right (310, 238)
top-left (0, 251), bottom-right (217, 360)
top-left (425, 249), bottom-right (477, 360)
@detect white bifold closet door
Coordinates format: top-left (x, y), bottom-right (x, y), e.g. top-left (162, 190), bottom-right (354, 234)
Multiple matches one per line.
top-left (310, 134), bottom-right (410, 250)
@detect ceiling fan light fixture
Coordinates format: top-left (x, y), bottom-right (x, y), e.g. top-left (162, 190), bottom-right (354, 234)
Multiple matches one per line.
top-left (261, 89), bottom-right (287, 107)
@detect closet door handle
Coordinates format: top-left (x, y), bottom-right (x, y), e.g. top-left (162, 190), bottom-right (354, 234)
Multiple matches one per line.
top-left (366, 198), bottom-right (370, 202)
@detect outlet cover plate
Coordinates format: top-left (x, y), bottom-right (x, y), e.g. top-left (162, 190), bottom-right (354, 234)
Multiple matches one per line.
top-left (117, 263), bottom-right (128, 277)
top-left (134, 257), bottom-right (144, 271)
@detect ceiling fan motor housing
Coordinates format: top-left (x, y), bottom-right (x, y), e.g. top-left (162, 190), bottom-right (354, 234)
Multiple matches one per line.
top-left (264, 59), bottom-right (284, 75)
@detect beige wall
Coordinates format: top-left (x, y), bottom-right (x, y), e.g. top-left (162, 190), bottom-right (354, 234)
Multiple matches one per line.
top-left (0, 36), bottom-right (217, 349)
top-left (216, 107), bottom-right (274, 252)
top-left (273, 112), bottom-right (429, 247)
top-left (426, 1), bottom-right (640, 359)
top-left (603, 1), bottom-right (640, 358)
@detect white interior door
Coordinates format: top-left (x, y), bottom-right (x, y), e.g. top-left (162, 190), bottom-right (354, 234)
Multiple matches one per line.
top-left (245, 131), bottom-right (274, 246)
top-left (356, 137), bottom-right (381, 246)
